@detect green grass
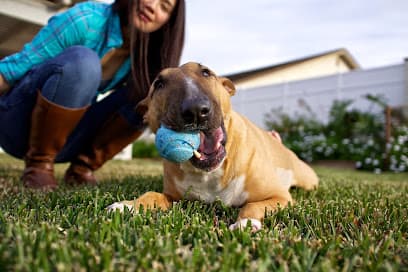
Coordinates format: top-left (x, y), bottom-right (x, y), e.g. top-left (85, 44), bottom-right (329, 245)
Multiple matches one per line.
top-left (0, 153), bottom-right (407, 271)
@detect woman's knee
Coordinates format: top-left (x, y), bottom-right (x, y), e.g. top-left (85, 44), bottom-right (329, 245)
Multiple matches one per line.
top-left (61, 46), bottom-right (102, 87)
top-left (41, 46), bottom-right (102, 107)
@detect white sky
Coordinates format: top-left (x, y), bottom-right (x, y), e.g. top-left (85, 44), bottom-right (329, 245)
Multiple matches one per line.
top-left (180, 0), bottom-right (408, 75)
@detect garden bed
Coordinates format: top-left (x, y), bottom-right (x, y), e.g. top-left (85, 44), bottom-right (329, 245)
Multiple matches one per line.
top-left (312, 160), bottom-right (356, 169)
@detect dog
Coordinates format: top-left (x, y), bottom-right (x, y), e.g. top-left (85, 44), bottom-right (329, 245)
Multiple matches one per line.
top-left (107, 62), bottom-right (318, 231)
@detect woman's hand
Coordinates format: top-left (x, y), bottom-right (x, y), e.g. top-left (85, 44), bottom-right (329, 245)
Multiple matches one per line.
top-left (0, 74), bottom-right (10, 95)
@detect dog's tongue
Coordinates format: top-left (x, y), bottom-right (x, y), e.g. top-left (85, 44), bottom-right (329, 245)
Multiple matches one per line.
top-left (199, 127), bottom-right (224, 155)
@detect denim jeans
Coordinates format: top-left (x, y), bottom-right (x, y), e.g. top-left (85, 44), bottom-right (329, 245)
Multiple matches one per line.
top-left (0, 46), bottom-right (144, 162)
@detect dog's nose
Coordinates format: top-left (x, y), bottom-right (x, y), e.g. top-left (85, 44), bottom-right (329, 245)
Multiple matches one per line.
top-left (181, 98), bottom-right (211, 126)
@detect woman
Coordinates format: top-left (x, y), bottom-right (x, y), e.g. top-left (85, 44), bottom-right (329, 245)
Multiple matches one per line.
top-left (0, 0), bottom-right (185, 190)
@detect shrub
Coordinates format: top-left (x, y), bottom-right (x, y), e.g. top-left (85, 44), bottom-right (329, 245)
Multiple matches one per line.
top-left (132, 140), bottom-right (160, 159)
top-left (264, 95), bottom-right (407, 173)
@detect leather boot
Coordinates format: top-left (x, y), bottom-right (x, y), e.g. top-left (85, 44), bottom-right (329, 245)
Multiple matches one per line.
top-left (22, 91), bottom-right (88, 190)
top-left (64, 112), bottom-right (144, 186)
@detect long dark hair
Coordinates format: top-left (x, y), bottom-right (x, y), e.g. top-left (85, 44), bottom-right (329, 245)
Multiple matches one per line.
top-left (113, 0), bottom-right (185, 102)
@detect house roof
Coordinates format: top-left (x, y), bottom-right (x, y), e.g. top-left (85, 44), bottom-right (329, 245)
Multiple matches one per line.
top-left (223, 48), bottom-right (360, 80)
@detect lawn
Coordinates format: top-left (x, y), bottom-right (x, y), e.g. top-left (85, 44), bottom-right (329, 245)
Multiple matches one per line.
top-left (0, 153), bottom-right (407, 271)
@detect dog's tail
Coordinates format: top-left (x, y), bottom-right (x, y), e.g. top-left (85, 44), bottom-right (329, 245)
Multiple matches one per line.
top-left (291, 159), bottom-right (319, 190)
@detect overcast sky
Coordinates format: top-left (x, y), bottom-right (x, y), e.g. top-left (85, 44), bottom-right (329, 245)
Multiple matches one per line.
top-left (180, 0), bottom-right (408, 75)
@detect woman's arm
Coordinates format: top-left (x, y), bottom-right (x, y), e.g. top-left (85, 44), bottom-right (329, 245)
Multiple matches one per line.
top-left (0, 2), bottom-right (95, 86)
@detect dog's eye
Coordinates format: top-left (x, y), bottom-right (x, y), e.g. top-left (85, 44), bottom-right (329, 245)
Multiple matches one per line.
top-left (154, 79), bottom-right (164, 90)
top-left (201, 68), bottom-right (212, 77)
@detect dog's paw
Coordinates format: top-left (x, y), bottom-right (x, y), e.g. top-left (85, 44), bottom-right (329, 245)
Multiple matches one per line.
top-left (106, 202), bottom-right (134, 213)
top-left (229, 218), bottom-right (262, 232)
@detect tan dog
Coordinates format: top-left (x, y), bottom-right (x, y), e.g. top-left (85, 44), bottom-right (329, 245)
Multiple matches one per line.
top-left (108, 62), bottom-right (318, 231)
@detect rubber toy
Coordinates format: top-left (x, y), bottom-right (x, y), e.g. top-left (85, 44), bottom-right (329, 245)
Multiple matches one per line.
top-left (155, 125), bottom-right (200, 163)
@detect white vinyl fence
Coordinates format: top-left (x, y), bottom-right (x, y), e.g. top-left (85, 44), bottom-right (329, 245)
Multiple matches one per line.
top-left (231, 63), bottom-right (407, 129)
top-left (1, 63), bottom-right (406, 156)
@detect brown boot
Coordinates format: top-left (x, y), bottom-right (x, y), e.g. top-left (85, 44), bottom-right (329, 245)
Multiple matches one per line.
top-left (22, 91), bottom-right (88, 190)
top-left (64, 112), bottom-right (144, 186)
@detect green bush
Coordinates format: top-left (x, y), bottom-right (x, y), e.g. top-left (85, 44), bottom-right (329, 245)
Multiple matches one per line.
top-left (264, 95), bottom-right (408, 173)
top-left (132, 140), bottom-right (160, 159)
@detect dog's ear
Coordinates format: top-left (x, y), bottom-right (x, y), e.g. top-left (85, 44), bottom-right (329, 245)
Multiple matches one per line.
top-left (220, 77), bottom-right (236, 96)
top-left (135, 97), bottom-right (148, 116)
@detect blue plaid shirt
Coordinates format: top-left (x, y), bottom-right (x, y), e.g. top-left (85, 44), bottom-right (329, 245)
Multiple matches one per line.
top-left (0, 1), bottom-right (130, 93)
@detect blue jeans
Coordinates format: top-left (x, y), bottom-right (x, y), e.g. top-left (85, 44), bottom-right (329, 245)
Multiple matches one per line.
top-left (0, 46), bottom-right (143, 162)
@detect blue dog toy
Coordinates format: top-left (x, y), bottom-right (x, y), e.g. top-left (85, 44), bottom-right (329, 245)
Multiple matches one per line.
top-left (155, 125), bottom-right (200, 163)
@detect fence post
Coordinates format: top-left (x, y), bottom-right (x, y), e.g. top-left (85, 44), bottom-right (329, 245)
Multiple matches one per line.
top-left (384, 106), bottom-right (392, 170)
top-left (403, 58), bottom-right (408, 119)
top-left (283, 81), bottom-right (288, 112)
top-left (336, 72), bottom-right (343, 101)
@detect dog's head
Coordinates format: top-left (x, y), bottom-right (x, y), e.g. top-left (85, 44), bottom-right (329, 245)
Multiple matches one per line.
top-left (137, 62), bottom-right (236, 171)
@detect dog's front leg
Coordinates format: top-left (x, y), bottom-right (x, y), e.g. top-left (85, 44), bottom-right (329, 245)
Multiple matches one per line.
top-left (107, 192), bottom-right (173, 213)
top-left (229, 196), bottom-right (292, 232)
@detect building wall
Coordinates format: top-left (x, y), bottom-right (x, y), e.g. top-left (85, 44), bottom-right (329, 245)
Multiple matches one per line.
top-left (231, 63), bottom-right (406, 129)
top-left (233, 54), bottom-right (353, 90)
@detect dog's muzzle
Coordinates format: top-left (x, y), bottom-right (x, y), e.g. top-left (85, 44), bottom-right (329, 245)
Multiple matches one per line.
top-left (163, 83), bottom-right (227, 172)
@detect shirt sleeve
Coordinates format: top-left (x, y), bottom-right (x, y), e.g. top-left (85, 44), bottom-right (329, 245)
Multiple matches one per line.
top-left (0, 3), bottom-right (94, 85)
